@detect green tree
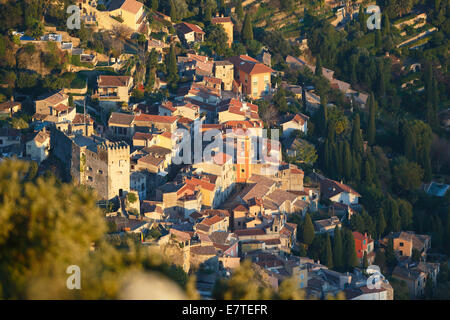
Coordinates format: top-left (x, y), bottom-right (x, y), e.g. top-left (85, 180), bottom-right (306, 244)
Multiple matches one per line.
top-left (325, 233), bottom-right (333, 269)
top-left (343, 141), bottom-right (352, 182)
top-left (363, 251), bottom-right (369, 269)
top-left (376, 208), bottom-right (386, 239)
top-left (351, 113), bottom-right (363, 155)
top-left (382, 14), bottom-right (391, 36)
top-left (236, 0), bottom-right (244, 21)
top-left (386, 238), bottom-right (398, 269)
top-left (315, 55), bottom-right (322, 76)
top-left (167, 43), bottom-right (178, 83)
top-left (344, 229), bottom-right (358, 270)
top-left (333, 226), bottom-right (343, 270)
top-left (301, 213), bottom-right (315, 246)
top-left (241, 13), bottom-right (253, 44)
top-left (392, 157), bottom-right (424, 193)
top-left (397, 198), bottom-right (413, 229)
top-left (318, 96), bottom-right (328, 135)
top-left (367, 93), bottom-right (376, 145)
top-left (375, 28), bottom-right (382, 49)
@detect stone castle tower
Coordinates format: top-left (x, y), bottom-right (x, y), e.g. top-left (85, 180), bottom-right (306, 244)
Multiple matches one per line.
top-left (75, 139), bottom-right (130, 201)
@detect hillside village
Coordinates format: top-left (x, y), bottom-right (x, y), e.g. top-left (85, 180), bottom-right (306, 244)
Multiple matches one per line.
top-left (0, 0), bottom-right (449, 300)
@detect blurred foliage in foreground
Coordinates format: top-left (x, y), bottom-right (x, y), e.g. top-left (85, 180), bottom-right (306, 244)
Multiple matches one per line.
top-left (0, 159), bottom-right (342, 300)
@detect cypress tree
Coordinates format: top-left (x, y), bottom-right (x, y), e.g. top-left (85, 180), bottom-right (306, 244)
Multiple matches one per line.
top-left (331, 142), bottom-right (339, 179)
top-left (324, 139), bottom-right (331, 172)
top-left (403, 126), bottom-right (417, 162)
top-left (363, 251), bottom-right (369, 269)
top-left (351, 113), bottom-right (363, 155)
top-left (363, 159), bottom-right (372, 185)
top-left (336, 140), bottom-right (344, 179)
top-left (167, 44), bottom-right (178, 81)
top-left (315, 55), bottom-right (322, 76)
top-left (375, 28), bottom-right (382, 49)
top-left (319, 96), bottom-right (328, 135)
top-left (219, 0), bottom-right (226, 15)
top-left (343, 141), bottom-right (352, 182)
top-left (301, 213), bottom-right (315, 246)
top-left (386, 238), bottom-right (397, 268)
top-left (325, 233), bottom-right (333, 269)
top-left (426, 101), bottom-right (436, 129)
top-left (420, 150), bottom-right (432, 183)
top-left (327, 121), bottom-right (336, 144)
top-left (236, 0), bottom-right (244, 21)
top-left (367, 93), bottom-right (376, 145)
top-left (382, 14), bottom-right (391, 36)
top-left (358, 6), bottom-right (366, 33)
top-left (386, 196), bottom-right (401, 233)
top-left (378, 61), bottom-right (385, 97)
top-left (204, 5), bottom-right (212, 23)
top-left (333, 226), bottom-right (343, 271)
top-left (241, 13), bottom-right (253, 43)
top-left (376, 208), bottom-right (386, 239)
top-left (344, 229), bottom-right (358, 270)
top-left (352, 152), bottom-right (361, 183)
top-left (170, 0), bottom-right (177, 21)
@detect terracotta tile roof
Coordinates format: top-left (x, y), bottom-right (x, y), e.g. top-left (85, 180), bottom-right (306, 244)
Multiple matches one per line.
top-left (176, 22), bottom-right (205, 35)
top-left (144, 145), bottom-right (172, 156)
top-left (109, 0), bottom-right (143, 14)
top-left (233, 204), bottom-right (248, 212)
top-left (204, 76), bottom-right (222, 85)
top-left (201, 215), bottom-right (224, 226)
top-left (263, 238), bottom-right (281, 246)
top-left (234, 228), bottom-right (266, 237)
top-left (186, 177), bottom-right (216, 192)
top-left (98, 75), bottom-right (131, 87)
top-left (133, 132), bottom-right (153, 141)
top-left (72, 113), bottom-right (94, 124)
top-left (37, 90), bottom-right (67, 105)
top-left (190, 245), bottom-right (217, 256)
top-left (198, 232), bottom-right (212, 243)
top-left (320, 178), bottom-right (361, 199)
top-left (209, 231), bottom-right (230, 244)
top-left (170, 228), bottom-right (191, 242)
top-left (33, 130), bottom-right (50, 144)
top-left (109, 112), bottom-right (135, 126)
top-left (291, 113), bottom-right (309, 125)
top-left (53, 103), bottom-right (69, 112)
top-left (161, 101), bottom-right (176, 112)
top-left (228, 55), bottom-right (274, 75)
top-left (0, 101), bottom-right (20, 111)
top-left (265, 189), bottom-right (298, 206)
top-left (138, 154), bottom-right (164, 166)
top-left (135, 113), bottom-right (177, 124)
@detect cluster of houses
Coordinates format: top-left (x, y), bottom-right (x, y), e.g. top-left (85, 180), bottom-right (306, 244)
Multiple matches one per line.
top-left (2, 0), bottom-right (444, 300)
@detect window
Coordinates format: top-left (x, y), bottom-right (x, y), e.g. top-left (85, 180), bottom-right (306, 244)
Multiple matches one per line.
top-left (87, 176), bottom-right (93, 181)
top-left (399, 242), bottom-right (404, 247)
top-left (98, 170), bottom-right (103, 174)
top-left (300, 274), bottom-right (304, 280)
